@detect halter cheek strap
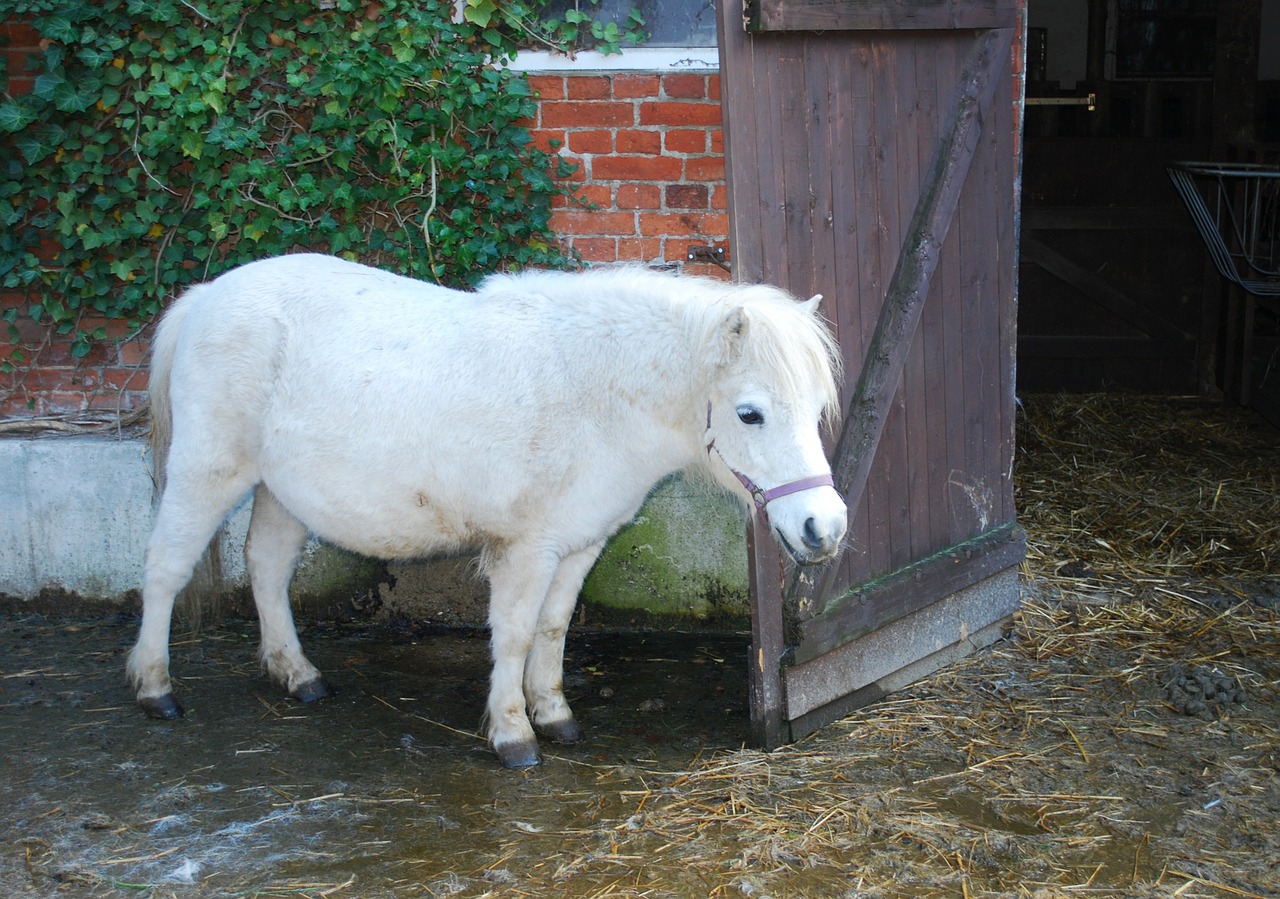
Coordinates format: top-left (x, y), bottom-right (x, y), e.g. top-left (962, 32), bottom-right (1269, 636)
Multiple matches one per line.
top-left (704, 402), bottom-right (836, 515)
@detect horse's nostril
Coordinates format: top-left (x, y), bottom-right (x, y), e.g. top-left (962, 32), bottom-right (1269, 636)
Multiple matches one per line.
top-left (802, 517), bottom-right (823, 549)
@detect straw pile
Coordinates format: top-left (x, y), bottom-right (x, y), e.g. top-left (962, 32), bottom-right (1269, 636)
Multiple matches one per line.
top-left (1017, 393), bottom-right (1278, 591)
top-left (486, 394), bottom-right (1280, 899)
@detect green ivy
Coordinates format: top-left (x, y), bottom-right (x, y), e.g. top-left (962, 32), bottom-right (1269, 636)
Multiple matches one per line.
top-left (0, 0), bottom-right (644, 367)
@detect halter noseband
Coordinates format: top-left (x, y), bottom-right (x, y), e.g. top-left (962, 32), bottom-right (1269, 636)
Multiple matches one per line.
top-left (705, 402), bottom-right (835, 515)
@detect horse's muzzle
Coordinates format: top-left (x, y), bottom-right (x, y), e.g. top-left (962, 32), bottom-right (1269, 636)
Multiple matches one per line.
top-left (776, 517), bottom-right (844, 565)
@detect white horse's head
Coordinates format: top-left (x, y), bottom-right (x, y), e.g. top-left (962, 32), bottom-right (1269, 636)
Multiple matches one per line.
top-left (702, 288), bottom-right (847, 565)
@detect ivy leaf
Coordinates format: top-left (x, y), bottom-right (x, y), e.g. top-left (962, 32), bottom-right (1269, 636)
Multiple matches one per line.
top-left (243, 219), bottom-right (270, 242)
top-left (179, 130), bottom-right (203, 159)
top-left (15, 133), bottom-right (55, 165)
top-left (0, 101), bottom-right (36, 133)
top-left (37, 15), bottom-right (79, 44)
top-left (203, 75), bottom-right (227, 115)
top-left (77, 46), bottom-right (116, 69)
top-left (77, 227), bottom-right (105, 250)
top-left (463, 0), bottom-right (497, 27)
top-left (53, 78), bottom-right (97, 113)
top-left (32, 72), bottom-right (64, 101)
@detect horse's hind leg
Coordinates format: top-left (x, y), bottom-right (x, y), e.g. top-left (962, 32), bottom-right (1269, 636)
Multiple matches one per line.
top-left (245, 485), bottom-right (331, 703)
top-left (524, 541), bottom-right (605, 745)
top-left (128, 467), bottom-right (257, 719)
top-left (484, 546), bottom-right (563, 768)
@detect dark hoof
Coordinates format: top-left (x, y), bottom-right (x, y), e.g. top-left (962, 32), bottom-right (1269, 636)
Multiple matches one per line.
top-left (537, 717), bottom-right (583, 744)
top-left (494, 739), bottom-right (542, 769)
top-left (291, 677), bottom-right (334, 705)
top-left (139, 693), bottom-right (184, 720)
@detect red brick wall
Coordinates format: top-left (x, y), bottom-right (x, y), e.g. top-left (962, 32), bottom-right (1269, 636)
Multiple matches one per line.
top-left (0, 62), bottom-right (729, 419)
top-left (530, 72), bottom-right (729, 275)
top-left (0, 19), bottom-right (37, 95)
top-left (2, 20), bottom-right (157, 417)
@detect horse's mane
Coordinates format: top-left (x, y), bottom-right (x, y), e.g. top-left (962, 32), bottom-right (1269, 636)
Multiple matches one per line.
top-left (712, 280), bottom-right (843, 426)
top-left (478, 265), bottom-right (843, 425)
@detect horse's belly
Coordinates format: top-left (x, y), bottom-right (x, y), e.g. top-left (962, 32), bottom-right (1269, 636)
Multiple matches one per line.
top-left (255, 411), bottom-right (647, 561)
top-left (325, 514), bottom-right (480, 559)
top-left (263, 472), bottom-right (502, 560)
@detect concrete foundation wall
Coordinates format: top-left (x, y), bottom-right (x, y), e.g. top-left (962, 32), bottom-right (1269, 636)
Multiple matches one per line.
top-left (0, 437), bottom-right (751, 627)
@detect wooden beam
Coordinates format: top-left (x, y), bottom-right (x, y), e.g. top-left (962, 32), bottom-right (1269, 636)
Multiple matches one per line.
top-left (1021, 235), bottom-right (1195, 346)
top-left (1022, 207), bottom-right (1195, 232)
top-left (746, 0), bottom-right (1018, 32)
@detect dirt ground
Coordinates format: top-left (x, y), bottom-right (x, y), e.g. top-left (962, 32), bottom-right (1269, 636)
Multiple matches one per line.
top-left (1, 394), bottom-right (1278, 898)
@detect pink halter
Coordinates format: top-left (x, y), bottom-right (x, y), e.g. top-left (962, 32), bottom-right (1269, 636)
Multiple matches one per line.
top-left (705, 402), bottom-right (836, 515)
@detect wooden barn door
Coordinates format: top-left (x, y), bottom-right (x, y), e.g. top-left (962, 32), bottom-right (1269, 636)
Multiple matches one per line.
top-left (716, 0), bottom-right (1027, 748)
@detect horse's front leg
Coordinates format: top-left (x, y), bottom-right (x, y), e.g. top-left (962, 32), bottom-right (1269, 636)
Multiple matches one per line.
top-left (245, 485), bottom-right (331, 703)
top-left (484, 546), bottom-right (563, 768)
top-left (524, 541), bottom-right (606, 745)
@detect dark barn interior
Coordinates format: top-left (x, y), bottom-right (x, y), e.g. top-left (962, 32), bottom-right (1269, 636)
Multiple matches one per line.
top-left (1018, 0), bottom-right (1279, 420)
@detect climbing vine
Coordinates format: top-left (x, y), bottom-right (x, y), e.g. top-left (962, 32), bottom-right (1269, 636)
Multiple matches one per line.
top-left (0, 0), bottom-right (644, 367)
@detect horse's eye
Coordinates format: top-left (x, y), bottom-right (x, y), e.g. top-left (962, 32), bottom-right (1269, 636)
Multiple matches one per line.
top-left (737, 407), bottom-right (764, 426)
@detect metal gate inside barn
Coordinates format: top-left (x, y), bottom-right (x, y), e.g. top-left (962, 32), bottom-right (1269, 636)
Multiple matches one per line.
top-left (715, 0), bottom-right (1027, 748)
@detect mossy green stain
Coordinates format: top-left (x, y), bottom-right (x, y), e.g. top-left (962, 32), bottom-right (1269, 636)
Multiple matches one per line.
top-left (582, 478), bottom-right (750, 621)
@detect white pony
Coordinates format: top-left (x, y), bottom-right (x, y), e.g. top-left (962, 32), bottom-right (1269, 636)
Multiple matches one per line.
top-left (127, 254), bottom-right (847, 767)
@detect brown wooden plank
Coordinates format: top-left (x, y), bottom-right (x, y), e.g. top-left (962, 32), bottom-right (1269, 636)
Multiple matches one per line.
top-left (790, 27), bottom-right (1012, 606)
top-left (859, 38), bottom-right (901, 585)
top-left (718, 11), bottom-right (770, 284)
top-left (754, 45), bottom-right (788, 287)
top-left (745, 515), bottom-right (789, 749)
top-left (886, 35), bottom-right (918, 578)
top-left (931, 36), bottom-right (963, 560)
top-left (786, 580), bottom-right (1017, 738)
top-left (776, 42), bottom-right (812, 290)
top-left (747, 0), bottom-right (1018, 32)
top-left (958, 73), bottom-right (1000, 546)
top-left (993, 77), bottom-right (1020, 528)
top-left (905, 35), bottom-right (943, 566)
top-left (838, 40), bottom-right (882, 598)
top-left (793, 522), bottom-right (1025, 665)
top-left (937, 42), bottom-right (972, 552)
top-left (803, 37), bottom-right (839, 316)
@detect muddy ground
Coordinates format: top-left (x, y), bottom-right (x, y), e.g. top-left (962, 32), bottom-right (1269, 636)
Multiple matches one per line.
top-left (1, 395), bottom-right (1278, 898)
top-left (3, 590), bottom-right (1278, 899)
top-left (0, 620), bottom-right (753, 897)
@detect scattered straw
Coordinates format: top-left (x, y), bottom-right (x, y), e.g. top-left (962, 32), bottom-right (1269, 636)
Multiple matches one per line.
top-left (6, 395), bottom-right (1276, 898)
top-left (489, 395), bottom-right (1280, 898)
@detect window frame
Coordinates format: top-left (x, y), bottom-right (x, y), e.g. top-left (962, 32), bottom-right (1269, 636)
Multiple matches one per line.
top-left (506, 46), bottom-right (719, 72)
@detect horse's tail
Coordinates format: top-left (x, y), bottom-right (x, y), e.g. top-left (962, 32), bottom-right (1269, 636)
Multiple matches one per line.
top-left (149, 282), bottom-right (215, 489)
top-left (148, 283), bottom-right (223, 626)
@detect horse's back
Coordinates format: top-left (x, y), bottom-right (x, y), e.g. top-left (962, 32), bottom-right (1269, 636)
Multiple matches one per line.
top-left (163, 254), bottom-right (465, 395)
top-left (170, 254), bottom-right (458, 334)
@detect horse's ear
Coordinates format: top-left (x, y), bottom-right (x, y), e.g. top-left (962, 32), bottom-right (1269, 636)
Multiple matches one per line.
top-left (717, 306), bottom-right (750, 360)
top-left (802, 293), bottom-right (823, 314)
